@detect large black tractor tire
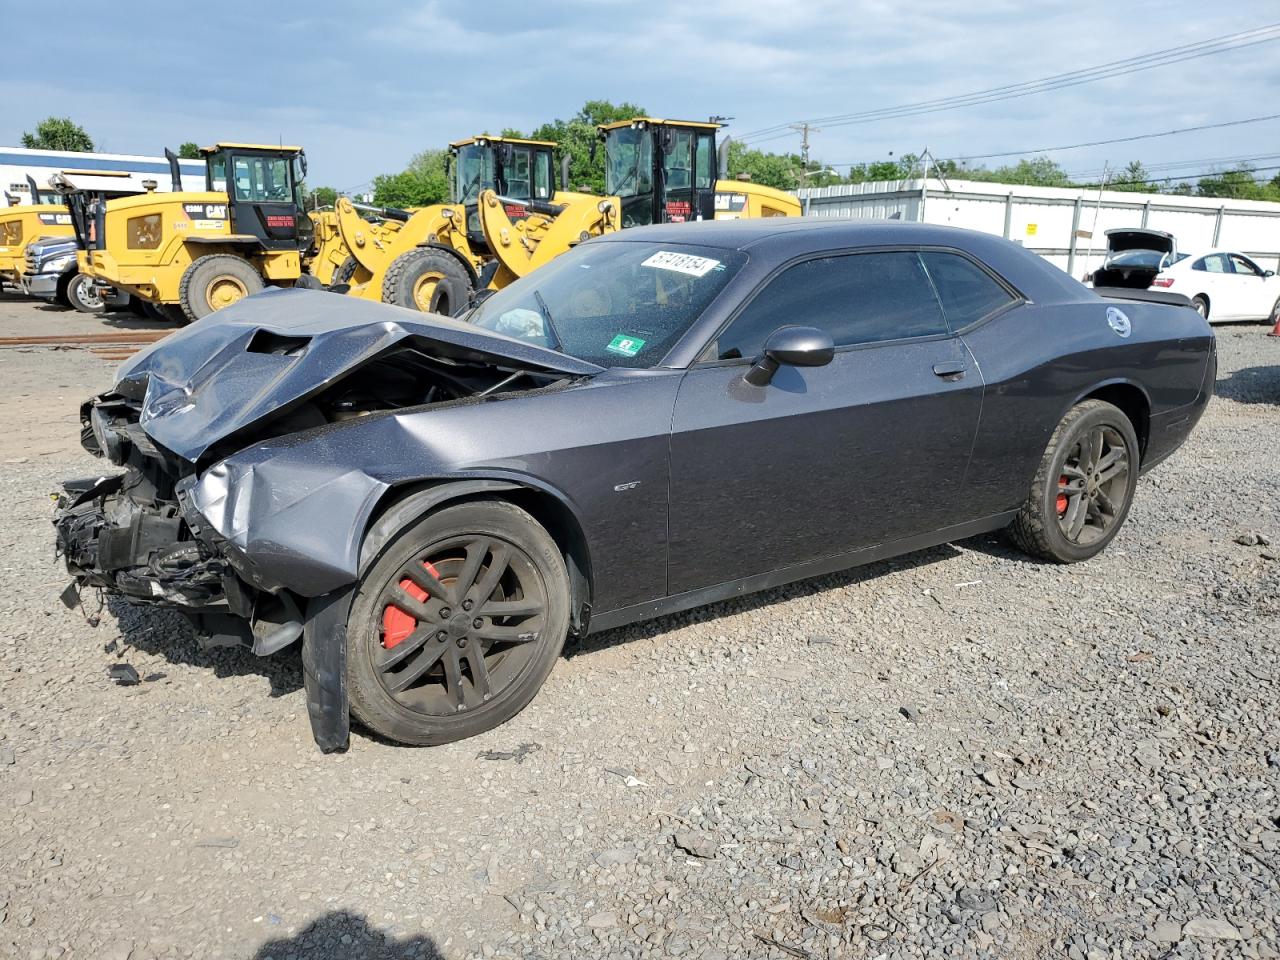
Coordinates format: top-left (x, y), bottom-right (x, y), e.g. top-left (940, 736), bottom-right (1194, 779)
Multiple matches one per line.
top-left (178, 254), bottom-right (265, 322)
top-left (1007, 399), bottom-right (1140, 564)
top-left (333, 255), bottom-right (362, 285)
top-left (53, 272), bottom-right (74, 308)
top-left (346, 500), bottom-right (570, 746)
top-left (381, 248), bottom-right (473, 316)
top-left (66, 273), bottom-right (105, 314)
top-left (138, 301), bottom-right (188, 324)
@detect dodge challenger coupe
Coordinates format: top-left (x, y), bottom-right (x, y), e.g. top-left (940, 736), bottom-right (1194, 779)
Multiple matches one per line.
top-left (54, 219), bottom-right (1215, 750)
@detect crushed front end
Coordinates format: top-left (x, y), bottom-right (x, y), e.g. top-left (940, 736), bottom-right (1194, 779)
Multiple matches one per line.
top-left (54, 390), bottom-right (300, 653)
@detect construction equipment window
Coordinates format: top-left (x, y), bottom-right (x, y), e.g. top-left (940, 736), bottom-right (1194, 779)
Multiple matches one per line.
top-left (695, 134), bottom-right (714, 189)
top-left (534, 152), bottom-right (552, 199)
top-left (664, 130), bottom-right (694, 190)
top-left (605, 129), bottom-right (652, 198)
top-left (208, 156), bottom-right (227, 192)
top-left (292, 156), bottom-right (306, 208)
top-left (232, 157), bottom-right (292, 203)
top-left (507, 148), bottom-right (532, 200)
top-left (455, 145), bottom-right (496, 204)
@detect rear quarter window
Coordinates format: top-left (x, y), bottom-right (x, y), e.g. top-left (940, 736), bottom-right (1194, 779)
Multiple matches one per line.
top-left (919, 251), bottom-right (1017, 329)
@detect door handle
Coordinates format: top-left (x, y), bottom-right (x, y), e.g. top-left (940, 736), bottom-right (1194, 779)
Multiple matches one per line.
top-left (932, 360), bottom-right (967, 379)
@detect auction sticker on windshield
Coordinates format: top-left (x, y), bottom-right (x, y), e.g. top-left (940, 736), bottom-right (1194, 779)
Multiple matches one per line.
top-left (641, 251), bottom-right (721, 277)
top-left (606, 334), bottom-right (646, 357)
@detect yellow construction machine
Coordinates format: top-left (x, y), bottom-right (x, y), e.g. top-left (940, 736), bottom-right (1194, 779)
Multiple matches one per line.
top-left (596, 117), bottom-right (800, 225)
top-left (71, 144), bottom-right (313, 321)
top-left (324, 135), bottom-right (587, 316)
top-left (0, 178), bottom-right (73, 288)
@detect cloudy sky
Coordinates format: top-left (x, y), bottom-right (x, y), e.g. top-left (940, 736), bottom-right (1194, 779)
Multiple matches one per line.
top-left (7, 1), bottom-right (1279, 189)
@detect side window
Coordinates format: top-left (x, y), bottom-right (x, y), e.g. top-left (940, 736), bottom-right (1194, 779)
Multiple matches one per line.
top-left (664, 130), bottom-right (693, 189)
top-left (1199, 254), bottom-right (1229, 273)
top-left (534, 151), bottom-right (552, 199)
top-left (919, 251), bottom-right (1016, 328)
top-left (712, 251), bottom-right (947, 361)
top-left (506, 149), bottom-right (532, 200)
top-left (1229, 254), bottom-right (1260, 277)
top-left (694, 134), bottom-right (714, 190)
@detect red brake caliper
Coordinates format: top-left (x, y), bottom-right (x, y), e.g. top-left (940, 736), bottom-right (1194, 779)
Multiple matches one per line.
top-left (382, 561), bottom-right (440, 650)
top-left (1055, 475), bottom-right (1069, 516)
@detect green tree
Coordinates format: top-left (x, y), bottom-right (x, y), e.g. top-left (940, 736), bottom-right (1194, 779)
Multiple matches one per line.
top-left (177, 142), bottom-right (201, 159)
top-left (21, 117), bottom-right (93, 152)
top-left (306, 185), bottom-right (338, 209)
top-left (1111, 160), bottom-right (1158, 193)
top-left (371, 148), bottom-right (449, 207)
top-left (725, 141), bottom-right (804, 190)
top-left (530, 99), bottom-right (647, 194)
top-left (1196, 164), bottom-right (1267, 200)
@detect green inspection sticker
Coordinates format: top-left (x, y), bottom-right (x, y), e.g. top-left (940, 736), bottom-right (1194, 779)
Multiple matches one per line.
top-left (606, 334), bottom-right (646, 357)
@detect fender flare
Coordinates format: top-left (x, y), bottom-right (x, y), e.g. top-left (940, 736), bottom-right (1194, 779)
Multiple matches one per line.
top-left (300, 479), bottom-right (521, 753)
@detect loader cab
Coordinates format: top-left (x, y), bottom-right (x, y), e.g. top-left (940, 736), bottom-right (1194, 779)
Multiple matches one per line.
top-left (202, 143), bottom-right (310, 252)
top-left (599, 118), bottom-right (718, 228)
top-left (449, 135), bottom-right (557, 252)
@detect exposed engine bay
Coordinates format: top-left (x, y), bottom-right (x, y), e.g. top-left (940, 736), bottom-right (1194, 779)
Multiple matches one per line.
top-left (52, 288), bottom-right (595, 653)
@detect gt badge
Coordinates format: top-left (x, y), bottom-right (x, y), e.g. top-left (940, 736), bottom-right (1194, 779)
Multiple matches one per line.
top-left (1106, 307), bottom-right (1131, 338)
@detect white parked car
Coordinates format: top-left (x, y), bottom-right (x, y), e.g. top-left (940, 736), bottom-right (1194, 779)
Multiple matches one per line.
top-left (1151, 249), bottom-right (1280, 323)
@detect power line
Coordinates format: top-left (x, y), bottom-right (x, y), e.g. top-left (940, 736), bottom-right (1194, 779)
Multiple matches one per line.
top-left (738, 24), bottom-right (1280, 144)
top-left (1065, 153), bottom-right (1280, 181)
top-left (817, 113), bottom-right (1280, 171)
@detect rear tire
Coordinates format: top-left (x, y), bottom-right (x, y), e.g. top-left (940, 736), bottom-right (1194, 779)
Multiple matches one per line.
top-left (139, 301), bottom-right (188, 324)
top-left (382, 248), bottom-right (472, 316)
top-left (53, 272), bottom-right (74, 308)
top-left (1267, 295), bottom-right (1280, 325)
top-left (1007, 399), bottom-right (1140, 563)
top-left (332, 255), bottom-right (362, 285)
top-left (179, 254), bottom-right (264, 322)
top-left (346, 500), bottom-right (570, 746)
top-left (1191, 295), bottom-right (1209, 320)
top-left (67, 274), bottom-right (105, 314)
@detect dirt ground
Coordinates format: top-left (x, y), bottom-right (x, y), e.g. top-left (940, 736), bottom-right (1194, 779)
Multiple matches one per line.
top-left (0, 293), bottom-right (1277, 960)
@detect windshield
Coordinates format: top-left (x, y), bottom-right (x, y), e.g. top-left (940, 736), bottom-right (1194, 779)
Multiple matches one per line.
top-left (605, 128), bottom-right (653, 199)
top-left (454, 145), bottom-right (496, 204)
top-left (469, 240), bottom-right (746, 368)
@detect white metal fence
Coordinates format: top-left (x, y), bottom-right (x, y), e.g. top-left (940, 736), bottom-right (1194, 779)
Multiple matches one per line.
top-left (796, 179), bottom-right (1280, 280)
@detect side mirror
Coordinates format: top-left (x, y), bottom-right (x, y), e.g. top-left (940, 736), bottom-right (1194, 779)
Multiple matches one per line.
top-left (744, 325), bottom-right (835, 386)
top-left (1265, 269), bottom-right (1275, 278)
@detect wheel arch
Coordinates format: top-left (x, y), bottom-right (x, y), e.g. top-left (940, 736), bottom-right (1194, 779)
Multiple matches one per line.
top-left (1073, 380), bottom-right (1151, 459)
top-left (1191, 292), bottom-right (1210, 317)
top-left (359, 476), bottom-right (595, 635)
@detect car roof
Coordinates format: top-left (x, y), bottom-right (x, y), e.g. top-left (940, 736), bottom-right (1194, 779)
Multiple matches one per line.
top-left (595, 217), bottom-right (1006, 255)
top-left (594, 217), bottom-right (1088, 304)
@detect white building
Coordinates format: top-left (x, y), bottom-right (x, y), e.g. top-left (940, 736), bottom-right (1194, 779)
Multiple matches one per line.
top-left (796, 179), bottom-right (1280, 279)
top-left (1, 146), bottom-right (206, 204)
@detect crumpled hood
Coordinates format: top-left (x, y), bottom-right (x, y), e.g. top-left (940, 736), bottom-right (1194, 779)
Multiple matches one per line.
top-left (113, 287), bottom-right (603, 463)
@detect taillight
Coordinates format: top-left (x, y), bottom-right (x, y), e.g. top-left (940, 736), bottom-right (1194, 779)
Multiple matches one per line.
top-left (1151, 277), bottom-right (1174, 288)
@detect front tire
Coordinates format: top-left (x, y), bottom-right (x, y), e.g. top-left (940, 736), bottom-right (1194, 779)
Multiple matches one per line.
top-left (53, 272), bottom-right (74, 308)
top-left (179, 254), bottom-right (265, 322)
top-left (66, 274), bottom-right (105, 314)
top-left (381, 248), bottom-right (473, 316)
top-left (346, 500), bottom-right (570, 746)
top-left (1008, 399), bottom-right (1140, 563)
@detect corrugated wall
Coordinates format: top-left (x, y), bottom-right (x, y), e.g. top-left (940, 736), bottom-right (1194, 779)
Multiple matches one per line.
top-left (797, 180), bottom-right (1280, 279)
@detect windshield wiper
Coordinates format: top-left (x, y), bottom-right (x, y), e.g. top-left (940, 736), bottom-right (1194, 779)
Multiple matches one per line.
top-left (532, 289), bottom-right (563, 351)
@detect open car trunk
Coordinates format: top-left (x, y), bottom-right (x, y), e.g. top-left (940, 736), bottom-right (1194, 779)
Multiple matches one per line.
top-left (1089, 229), bottom-right (1177, 290)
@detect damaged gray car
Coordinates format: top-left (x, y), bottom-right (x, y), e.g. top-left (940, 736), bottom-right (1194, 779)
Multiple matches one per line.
top-left (54, 220), bottom-right (1214, 751)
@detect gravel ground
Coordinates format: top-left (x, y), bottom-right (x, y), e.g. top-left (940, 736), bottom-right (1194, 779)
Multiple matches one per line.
top-left (1, 294), bottom-right (1278, 960)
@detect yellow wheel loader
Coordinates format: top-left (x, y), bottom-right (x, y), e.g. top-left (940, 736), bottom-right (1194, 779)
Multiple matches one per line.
top-left (0, 177), bottom-right (74, 288)
top-left (70, 144), bottom-right (313, 322)
top-left (328, 135), bottom-right (573, 316)
top-left (596, 117), bottom-right (800, 225)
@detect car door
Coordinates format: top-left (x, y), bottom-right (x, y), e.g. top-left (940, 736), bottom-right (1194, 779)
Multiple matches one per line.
top-left (666, 249), bottom-right (987, 595)
top-left (1188, 254), bottom-right (1233, 318)
top-left (1227, 253), bottom-right (1272, 319)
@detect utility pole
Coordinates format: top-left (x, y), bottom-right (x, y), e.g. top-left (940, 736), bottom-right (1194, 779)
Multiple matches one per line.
top-left (791, 122), bottom-right (821, 184)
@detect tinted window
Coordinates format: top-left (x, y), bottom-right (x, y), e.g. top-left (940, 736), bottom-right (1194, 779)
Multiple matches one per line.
top-left (695, 134), bottom-right (714, 190)
top-left (232, 156), bottom-right (290, 202)
top-left (1195, 254), bottom-right (1229, 273)
top-left (919, 251), bottom-right (1015, 328)
top-left (534, 151), bottom-right (552, 199)
top-left (713, 251), bottom-right (947, 361)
